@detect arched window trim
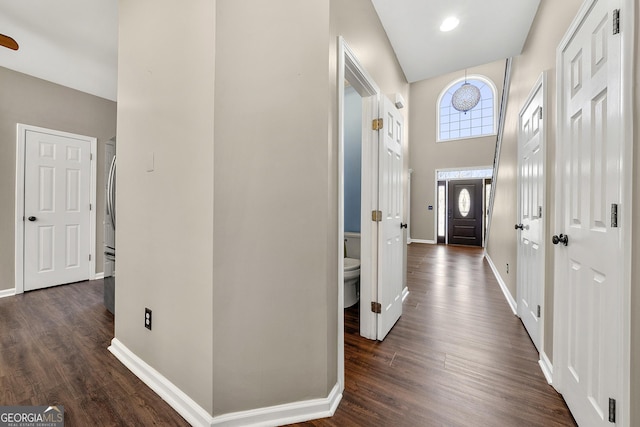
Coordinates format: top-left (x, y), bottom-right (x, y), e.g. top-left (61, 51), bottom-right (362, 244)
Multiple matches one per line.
top-left (436, 74), bottom-right (498, 143)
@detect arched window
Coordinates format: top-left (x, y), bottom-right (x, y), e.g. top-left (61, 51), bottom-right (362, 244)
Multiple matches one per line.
top-left (437, 75), bottom-right (497, 142)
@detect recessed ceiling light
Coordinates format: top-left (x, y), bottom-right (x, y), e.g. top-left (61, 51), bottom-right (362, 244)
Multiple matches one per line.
top-left (440, 16), bottom-right (460, 32)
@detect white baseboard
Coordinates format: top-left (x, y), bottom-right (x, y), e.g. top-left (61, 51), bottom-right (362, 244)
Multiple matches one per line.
top-left (0, 288), bottom-right (16, 299)
top-left (539, 351), bottom-right (553, 385)
top-left (408, 239), bottom-right (435, 244)
top-left (484, 253), bottom-right (517, 315)
top-left (212, 383), bottom-right (341, 427)
top-left (108, 338), bottom-right (343, 427)
top-left (108, 339), bottom-right (214, 426)
top-left (92, 272), bottom-right (105, 280)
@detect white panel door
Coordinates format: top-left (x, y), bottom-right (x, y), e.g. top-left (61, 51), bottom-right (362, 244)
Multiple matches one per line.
top-left (516, 75), bottom-right (545, 351)
top-left (24, 129), bottom-right (91, 291)
top-left (556, 0), bottom-right (623, 425)
top-left (376, 96), bottom-right (403, 341)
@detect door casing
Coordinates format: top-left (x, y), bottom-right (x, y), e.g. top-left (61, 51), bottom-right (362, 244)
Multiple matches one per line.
top-left (15, 124), bottom-right (98, 294)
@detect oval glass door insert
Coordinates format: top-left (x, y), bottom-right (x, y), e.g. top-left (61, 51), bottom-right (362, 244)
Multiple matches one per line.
top-left (458, 188), bottom-right (471, 217)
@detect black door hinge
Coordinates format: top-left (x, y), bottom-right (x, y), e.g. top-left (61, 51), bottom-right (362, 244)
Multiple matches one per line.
top-left (613, 9), bottom-right (620, 35)
top-left (609, 398), bottom-right (616, 423)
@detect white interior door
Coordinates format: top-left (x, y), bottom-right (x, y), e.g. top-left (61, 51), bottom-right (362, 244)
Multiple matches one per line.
top-left (376, 96), bottom-right (403, 340)
top-left (555, 0), bottom-right (624, 424)
top-left (516, 74), bottom-right (545, 351)
top-left (24, 129), bottom-right (91, 291)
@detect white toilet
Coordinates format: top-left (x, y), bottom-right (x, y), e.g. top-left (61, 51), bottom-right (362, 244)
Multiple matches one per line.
top-left (344, 232), bottom-right (361, 308)
top-left (344, 257), bottom-right (360, 308)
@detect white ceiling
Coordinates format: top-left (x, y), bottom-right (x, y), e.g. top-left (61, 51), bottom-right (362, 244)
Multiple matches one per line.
top-left (0, 1), bottom-right (540, 101)
top-left (371, 0), bottom-right (541, 82)
top-left (0, 0), bottom-right (117, 101)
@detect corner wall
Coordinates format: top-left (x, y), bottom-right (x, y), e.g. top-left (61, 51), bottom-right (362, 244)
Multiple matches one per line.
top-left (115, 0), bottom-right (215, 414)
top-left (212, 0), bottom-right (333, 415)
top-left (0, 67), bottom-right (116, 291)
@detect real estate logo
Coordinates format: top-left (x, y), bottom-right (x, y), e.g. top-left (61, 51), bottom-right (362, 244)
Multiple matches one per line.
top-left (0, 406), bottom-right (64, 427)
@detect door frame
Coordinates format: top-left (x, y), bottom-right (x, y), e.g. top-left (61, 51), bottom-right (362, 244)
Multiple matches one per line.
top-left (15, 124), bottom-right (98, 294)
top-left (434, 166), bottom-right (493, 246)
top-left (516, 71), bottom-right (547, 360)
top-left (553, 0), bottom-right (634, 423)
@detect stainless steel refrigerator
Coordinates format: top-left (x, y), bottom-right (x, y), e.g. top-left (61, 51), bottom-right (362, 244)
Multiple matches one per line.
top-left (104, 138), bottom-right (116, 313)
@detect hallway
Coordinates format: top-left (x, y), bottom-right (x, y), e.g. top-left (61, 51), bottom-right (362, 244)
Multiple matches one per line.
top-left (295, 243), bottom-right (576, 426)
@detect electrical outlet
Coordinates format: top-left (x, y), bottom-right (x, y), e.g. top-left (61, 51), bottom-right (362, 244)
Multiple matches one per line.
top-left (506, 263), bottom-right (509, 274)
top-left (145, 308), bottom-right (152, 330)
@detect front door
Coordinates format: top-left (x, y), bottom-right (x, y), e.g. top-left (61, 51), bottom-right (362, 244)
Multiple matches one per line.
top-left (516, 74), bottom-right (545, 351)
top-left (376, 95), bottom-right (403, 340)
top-left (23, 128), bottom-right (91, 291)
top-left (555, 0), bottom-right (625, 424)
top-left (447, 179), bottom-right (483, 246)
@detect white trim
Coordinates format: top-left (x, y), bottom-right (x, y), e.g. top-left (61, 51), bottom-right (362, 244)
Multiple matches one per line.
top-left (109, 338), bottom-right (214, 427)
top-left (109, 338), bottom-right (342, 427)
top-left (14, 124), bottom-right (97, 294)
top-left (484, 252), bottom-right (517, 315)
top-left (339, 37), bottom-right (381, 345)
top-left (538, 351), bottom-right (553, 385)
top-left (619, 2), bottom-right (634, 424)
top-left (408, 239), bottom-right (435, 245)
top-left (0, 288), bottom-right (16, 299)
top-left (436, 74), bottom-right (499, 143)
top-left (93, 272), bottom-right (105, 280)
top-left (89, 137), bottom-right (97, 280)
top-left (211, 383), bottom-right (341, 427)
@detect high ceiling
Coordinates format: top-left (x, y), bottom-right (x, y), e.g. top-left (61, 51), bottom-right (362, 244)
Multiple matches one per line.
top-left (371, 0), bottom-right (541, 82)
top-left (0, 1), bottom-right (540, 101)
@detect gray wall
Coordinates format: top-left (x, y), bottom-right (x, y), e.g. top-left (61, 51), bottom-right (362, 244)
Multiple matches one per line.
top-left (213, 0), bottom-right (332, 414)
top-left (115, 0), bottom-right (216, 414)
top-left (0, 66), bottom-right (116, 291)
top-left (115, 0), bottom-right (408, 419)
top-left (409, 61), bottom-right (504, 243)
top-left (486, 0), bottom-right (582, 361)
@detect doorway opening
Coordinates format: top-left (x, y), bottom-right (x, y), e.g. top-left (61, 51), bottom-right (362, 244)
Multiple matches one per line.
top-left (435, 167), bottom-right (492, 246)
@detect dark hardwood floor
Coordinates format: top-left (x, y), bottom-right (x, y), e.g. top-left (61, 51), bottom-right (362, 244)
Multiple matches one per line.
top-left (0, 279), bottom-right (190, 426)
top-left (0, 244), bottom-right (576, 426)
top-left (292, 243), bottom-right (577, 427)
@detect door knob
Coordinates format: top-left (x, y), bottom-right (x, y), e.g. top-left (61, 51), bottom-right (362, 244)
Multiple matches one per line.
top-left (514, 223), bottom-right (524, 230)
top-left (28, 216), bottom-right (36, 222)
top-left (400, 223), bottom-right (408, 229)
top-left (552, 234), bottom-right (569, 246)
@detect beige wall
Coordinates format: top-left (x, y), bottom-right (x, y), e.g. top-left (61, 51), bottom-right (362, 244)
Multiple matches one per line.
top-left (486, 0), bottom-right (582, 360)
top-left (0, 67), bottom-right (116, 291)
top-left (213, 0), bottom-right (332, 414)
top-left (115, 0), bottom-right (215, 414)
top-left (631, 4), bottom-right (639, 425)
top-left (116, 0), bottom-right (407, 419)
top-left (409, 61), bottom-right (505, 243)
